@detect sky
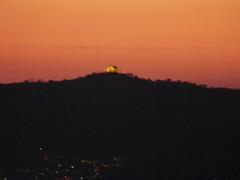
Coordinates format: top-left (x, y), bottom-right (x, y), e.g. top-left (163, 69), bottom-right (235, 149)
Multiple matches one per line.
top-left (0, 0), bottom-right (240, 88)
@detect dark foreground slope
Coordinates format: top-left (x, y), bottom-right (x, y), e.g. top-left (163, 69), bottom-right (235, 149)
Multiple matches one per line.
top-left (1, 73), bottom-right (240, 179)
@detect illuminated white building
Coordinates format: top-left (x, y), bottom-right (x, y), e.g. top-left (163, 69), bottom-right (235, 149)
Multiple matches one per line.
top-left (105, 66), bottom-right (121, 73)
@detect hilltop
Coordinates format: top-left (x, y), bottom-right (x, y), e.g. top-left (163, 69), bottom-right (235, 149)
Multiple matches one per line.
top-left (1, 72), bottom-right (240, 179)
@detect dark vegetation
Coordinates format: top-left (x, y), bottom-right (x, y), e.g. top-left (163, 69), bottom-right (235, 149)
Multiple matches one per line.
top-left (1, 72), bottom-right (240, 179)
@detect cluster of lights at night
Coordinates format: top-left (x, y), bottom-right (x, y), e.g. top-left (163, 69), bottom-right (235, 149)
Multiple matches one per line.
top-left (15, 145), bottom-right (126, 180)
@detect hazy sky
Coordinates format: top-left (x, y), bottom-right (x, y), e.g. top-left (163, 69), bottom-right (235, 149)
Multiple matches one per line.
top-left (0, 0), bottom-right (240, 88)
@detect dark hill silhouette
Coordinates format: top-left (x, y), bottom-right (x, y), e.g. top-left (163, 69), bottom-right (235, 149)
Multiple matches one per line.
top-left (1, 72), bottom-right (240, 179)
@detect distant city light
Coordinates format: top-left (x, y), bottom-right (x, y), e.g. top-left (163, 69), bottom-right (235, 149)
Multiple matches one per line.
top-left (16, 145), bottom-right (126, 179)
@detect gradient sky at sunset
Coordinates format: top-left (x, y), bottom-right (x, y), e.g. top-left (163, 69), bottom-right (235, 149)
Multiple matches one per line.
top-left (0, 0), bottom-right (240, 88)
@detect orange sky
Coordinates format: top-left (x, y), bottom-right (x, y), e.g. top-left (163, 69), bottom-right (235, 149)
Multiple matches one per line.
top-left (0, 0), bottom-right (240, 88)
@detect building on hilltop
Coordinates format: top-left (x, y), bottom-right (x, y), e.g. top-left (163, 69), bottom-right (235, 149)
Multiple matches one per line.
top-left (105, 65), bottom-right (121, 73)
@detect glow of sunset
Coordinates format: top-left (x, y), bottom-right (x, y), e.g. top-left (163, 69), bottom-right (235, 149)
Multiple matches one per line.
top-left (0, 0), bottom-right (240, 88)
